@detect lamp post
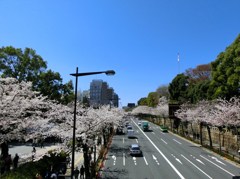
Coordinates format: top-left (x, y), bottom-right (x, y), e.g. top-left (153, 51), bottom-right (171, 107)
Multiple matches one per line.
top-left (70, 67), bottom-right (115, 179)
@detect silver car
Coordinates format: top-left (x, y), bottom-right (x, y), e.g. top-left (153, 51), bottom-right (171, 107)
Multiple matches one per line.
top-left (129, 144), bottom-right (142, 156)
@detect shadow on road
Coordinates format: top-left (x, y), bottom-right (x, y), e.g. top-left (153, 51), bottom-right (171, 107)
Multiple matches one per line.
top-left (101, 167), bottom-right (128, 179)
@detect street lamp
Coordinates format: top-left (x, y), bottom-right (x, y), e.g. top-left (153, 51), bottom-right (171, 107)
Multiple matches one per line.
top-left (70, 67), bottom-right (115, 179)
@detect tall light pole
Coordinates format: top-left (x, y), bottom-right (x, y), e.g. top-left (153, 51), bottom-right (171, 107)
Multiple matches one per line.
top-left (70, 67), bottom-right (115, 179)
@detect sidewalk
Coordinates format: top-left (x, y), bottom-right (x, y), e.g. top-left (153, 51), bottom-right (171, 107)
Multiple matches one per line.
top-left (64, 146), bottom-right (102, 179)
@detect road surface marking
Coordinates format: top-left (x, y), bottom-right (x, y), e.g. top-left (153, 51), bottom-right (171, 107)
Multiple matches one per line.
top-left (210, 156), bottom-right (226, 165)
top-left (191, 155), bottom-right (205, 165)
top-left (200, 155), bottom-right (234, 176)
top-left (152, 132), bottom-right (156, 135)
top-left (152, 154), bottom-right (160, 165)
top-left (136, 139), bottom-right (138, 143)
top-left (112, 155), bottom-right (116, 166)
top-left (172, 154), bottom-right (182, 164)
top-left (161, 138), bottom-right (168, 144)
top-left (181, 155), bottom-right (212, 179)
top-left (132, 119), bottom-right (185, 179)
top-left (143, 156), bottom-right (148, 165)
top-left (123, 153), bottom-right (125, 166)
top-left (133, 157), bottom-right (137, 165)
top-left (173, 139), bottom-right (182, 145)
top-left (123, 138), bottom-right (124, 144)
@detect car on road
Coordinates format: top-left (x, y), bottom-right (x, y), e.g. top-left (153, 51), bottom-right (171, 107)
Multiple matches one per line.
top-left (141, 121), bottom-right (149, 131)
top-left (125, 121), bottom-right (130, 127)
top-left (116, 126), bottom-right (124, 135)
top-left (138, 121), bottom-right (141, 126)
top-left (129, 144), bottom-right (142, 156)
top-left (127, 125), bottom-right (133, 130)
top-left (127, 129), bottom-right (135, 138)
top-left (160, 125), bottom-right (168, 132)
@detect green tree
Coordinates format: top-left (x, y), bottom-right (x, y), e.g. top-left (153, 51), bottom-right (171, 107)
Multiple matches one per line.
top-left (137, 97), bottom-right (148, 106)
top-left (209, 34), bottom-right (240, 99)
top-left (147, 92), bottom-right (159, 107)
top-left (169, 74), bottom-right (189, 104)
top-left (156, 85), bottom-right (169, 99)
top-left (0, 46), bottom-right (74, 104)
top-left (0, 46), bottom-right (47, 84)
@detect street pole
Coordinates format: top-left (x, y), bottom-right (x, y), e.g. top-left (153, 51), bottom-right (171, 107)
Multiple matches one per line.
top-left (71, 67), bottom-right (78, 179)
top-left (70, 68), bottom-right (115, 179)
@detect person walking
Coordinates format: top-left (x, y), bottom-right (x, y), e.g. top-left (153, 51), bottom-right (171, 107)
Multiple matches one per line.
top-left (80, 165), bottom-right (85, 179)
top-left (74, 167), bottom-right (80, 179)
top-left (13, 153), bottom-right (19, 169)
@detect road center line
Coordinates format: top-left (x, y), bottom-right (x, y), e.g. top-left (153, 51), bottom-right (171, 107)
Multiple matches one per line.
top-left (123, 153), bottom-right (125, 166)
top-left (132, 119), bottom-right (185, 179)
top-left (181, 155), bottom-right (212, 179)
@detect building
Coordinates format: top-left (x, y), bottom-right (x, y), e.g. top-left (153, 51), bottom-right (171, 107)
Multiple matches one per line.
top-left (90, 80), bottom-right (119, 107)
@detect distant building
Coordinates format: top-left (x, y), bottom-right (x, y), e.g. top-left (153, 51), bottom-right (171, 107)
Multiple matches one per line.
top-left (127, 103), bottom-right (136, 108)
top-left (89, 80), bottom-right (119, 107)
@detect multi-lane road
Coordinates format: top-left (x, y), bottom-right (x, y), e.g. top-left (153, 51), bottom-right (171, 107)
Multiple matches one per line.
top-left (101, 118), bottom-right (240, 179)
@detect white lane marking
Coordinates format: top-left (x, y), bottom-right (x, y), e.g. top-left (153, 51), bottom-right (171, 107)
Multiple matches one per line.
top-left (196, 159), bottom-right (205, 165)
top-left (123, 153), bottom-right (125, 166)
top-left (210, 156), bottom-right (226, 165)
top-left (173, 139), bottom-right (182, 145)
top-left (191, 155), bottom-right (205, 165)
top-left (171, 154), bottom-right (182, 164)
top-left (136, 139), bottom-right (138, 143)
top-left (112, 155), bottom-right (116, 166)
top-left (133, 156), bottom-right (137, 165)
top-left (144, 156), bottom-right (149, 165)
top-left (181, 155), bottom-right (212, 179)
top-left (132, 120), bottom-right (185, 179)
top-left (161, 138), bottom-right (168, 144)
top-left (200, 155), bottom-right (234, 176)
top-left (123, 138), bottom-right (124, 144)
top-left (152, 132), bottom-right (156, 135)
top-left (161, 132), bottom-right (166, 135)
top-left (153, 154), bottom-right (160, 165)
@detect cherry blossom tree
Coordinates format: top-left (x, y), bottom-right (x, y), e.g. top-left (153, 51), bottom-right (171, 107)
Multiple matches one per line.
top-left (175, 97), bottom-right (240, 149)
top-left (0, 77), bottom-right (126, 176)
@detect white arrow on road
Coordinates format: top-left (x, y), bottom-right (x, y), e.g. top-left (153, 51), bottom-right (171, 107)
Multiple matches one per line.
top-left (112, 155), bottom-right (116, 165)
top-left (210, 156), bottom-right (226, 165)
top-left (152, 154), bottom-right (160, 165)
top-left (133, 156), bottom-right (137, 165)
top-left (171, 154), bottom-right (182, 164)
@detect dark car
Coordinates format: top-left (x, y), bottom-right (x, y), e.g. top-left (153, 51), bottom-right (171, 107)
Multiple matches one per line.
top-left (116, 126), bottom-right (124, 135)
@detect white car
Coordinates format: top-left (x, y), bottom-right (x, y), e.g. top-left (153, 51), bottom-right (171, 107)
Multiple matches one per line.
top-left (129, 144), bottom-right (142, 156)
top-left (127, 129), bottom-right (135, 138)
top-left (138, 121), bottom-right (141, 126)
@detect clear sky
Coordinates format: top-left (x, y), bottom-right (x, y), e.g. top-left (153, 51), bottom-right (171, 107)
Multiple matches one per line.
top-left (1, 0), bottom-right (240, 107)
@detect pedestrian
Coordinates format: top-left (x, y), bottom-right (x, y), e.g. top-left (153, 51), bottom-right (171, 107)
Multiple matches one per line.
top-left (74, 167), bottom-right (80, 179)
top-left (13, 153), bottom-right (19, 169)
top-left (80, 165), bottom-right (85, 179)
top-left (32, 146), bottom-right (36, 153)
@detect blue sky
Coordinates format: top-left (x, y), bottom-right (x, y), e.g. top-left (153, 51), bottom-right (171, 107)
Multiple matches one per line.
top-left (1, 0), bottom-right (240, 107)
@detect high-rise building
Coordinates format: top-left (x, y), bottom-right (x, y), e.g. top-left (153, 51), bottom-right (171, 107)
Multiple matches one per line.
top-left (89, 79), bottom-right (119, 107)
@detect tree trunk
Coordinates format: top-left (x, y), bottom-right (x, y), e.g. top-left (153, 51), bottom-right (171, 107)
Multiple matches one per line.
top-left (218, 128), bottom-right (222, 153)
top-left (83, 144), bottom-right (90, 179)
top-left (190, 123), bottom-right (194, 140)
top-left (0, 141), bottom-right (9, 175)
top-left (199, 122), bottom-right (203, 146)
top-left (181, 122), bottom-right (184, 137)
top-left (207, 125), bottom-right (212, 148)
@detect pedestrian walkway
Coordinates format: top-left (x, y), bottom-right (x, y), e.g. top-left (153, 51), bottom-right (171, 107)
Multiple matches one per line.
top-left (9, 143), bottom-right (62, 164)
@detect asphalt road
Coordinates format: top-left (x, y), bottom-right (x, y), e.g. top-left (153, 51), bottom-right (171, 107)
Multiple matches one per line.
top-left (101, 118), bottom-right (240, 179)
